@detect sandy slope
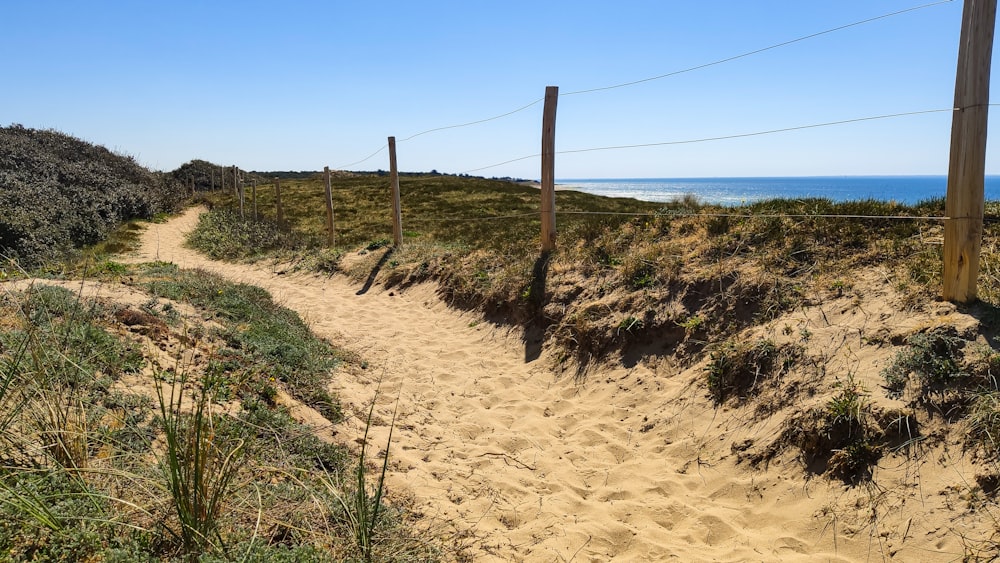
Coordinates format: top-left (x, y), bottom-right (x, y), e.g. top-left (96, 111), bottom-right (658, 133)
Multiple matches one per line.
top-left (120, 207), bottom-right (995, 562)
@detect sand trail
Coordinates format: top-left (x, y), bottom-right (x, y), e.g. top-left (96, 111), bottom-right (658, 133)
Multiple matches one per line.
top-left (121, 207), bottom-right (975, 562)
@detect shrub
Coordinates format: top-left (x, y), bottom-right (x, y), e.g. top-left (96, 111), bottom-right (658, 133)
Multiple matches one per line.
top-left (0, 125), bottom-right (186, 266)
top-left (881, 328), bottom-right (969, 398)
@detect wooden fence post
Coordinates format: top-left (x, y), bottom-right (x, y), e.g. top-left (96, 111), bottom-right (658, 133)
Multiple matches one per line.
top-left (219, 166), bottom-right (224, 194)
top-left (388, 136), bottom-right (403, 247)
top-left (541, 86), bottom-right (559, 252)
top-left (274, 177), bottom-right (284, 225)
top-left (251, 179), bottom-right (258, 220)
top-left (943, 0), bottom-right (996, 303)
top-left (324, 166), bottom-right (336, 247)
top-left (238, 175), bottom-right (246, 219)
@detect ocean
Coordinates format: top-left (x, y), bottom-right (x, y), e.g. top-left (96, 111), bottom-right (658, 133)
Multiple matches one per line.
top-left (558, 176), bottom-right (1000, 206)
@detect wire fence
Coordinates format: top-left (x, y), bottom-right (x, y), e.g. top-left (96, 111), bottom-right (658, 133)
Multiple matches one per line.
top-left (334, 0), bottom-right (959, 174)
top-left (211, 0), bottom-right (996, 302)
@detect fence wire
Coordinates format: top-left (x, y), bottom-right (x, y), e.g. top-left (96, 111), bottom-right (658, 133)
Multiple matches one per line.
top-left (332, 0), bottom-right (954, 173)
top-left (401, 208), bottom-right (964, 225)
top-left (461, 107), bottom-right (958, 174)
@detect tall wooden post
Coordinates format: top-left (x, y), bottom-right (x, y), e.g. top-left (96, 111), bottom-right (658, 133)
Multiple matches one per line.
top-left (943, 0), bottom-right (996, 303)
top-left (211, 169), bottom-right (215, 192)
top-left (388, 136), bottom-right (403, 247)
top-left (324, 166), bottom-right (336, 247)
top-left (540, 86), bottom-right (559, 252)
top-left (274, 177), bottom-right (284, 225)
top-left (236, 168), bottom-right (245, 219)
top-left (251, 179), bottom-right (258, 220)
top-left (219, 166), bottom-right (224, 194)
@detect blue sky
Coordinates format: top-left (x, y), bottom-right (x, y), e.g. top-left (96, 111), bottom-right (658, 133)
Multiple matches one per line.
top-left (2, 1), bottom-right (994, 178)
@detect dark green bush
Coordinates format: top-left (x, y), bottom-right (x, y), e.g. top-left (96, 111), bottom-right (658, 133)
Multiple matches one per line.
top-left (0, 125), bottom-right (186, 266)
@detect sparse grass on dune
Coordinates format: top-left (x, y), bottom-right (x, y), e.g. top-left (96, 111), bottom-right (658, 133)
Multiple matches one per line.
top-left (0, 267), bottom-right (439, 562)
top-left (186, 174), bottom-right (1000, 495)
top-left (188, 173), bottom-right (957, 366)
top-left (196, 173), bottom-right (663, 252)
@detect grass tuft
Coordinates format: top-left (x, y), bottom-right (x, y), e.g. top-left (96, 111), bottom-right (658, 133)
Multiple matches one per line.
top-left (156, 370), bottom-right (244, 559)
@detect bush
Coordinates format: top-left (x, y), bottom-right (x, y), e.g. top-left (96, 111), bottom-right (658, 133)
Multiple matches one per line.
top-left (0, 125), bottom-right (186, 266)
top-left (881, 328), bottom-right (969, 398)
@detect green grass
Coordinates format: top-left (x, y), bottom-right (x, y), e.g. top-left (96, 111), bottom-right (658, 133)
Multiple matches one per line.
top-left (968, 390), bottom-right (1000, 457)
top-left (0, 265), bottom-right (438, 561)
top-left (192, 172), bottom-right (664, 256)
top-left (325, 385), bottom-right (397, 563)
top-left (156, 369), bottom-right (244, 559)
top-left (139, 264), bottom-right (343, 422)
top-left (186, 174), bottom-right (961, 369)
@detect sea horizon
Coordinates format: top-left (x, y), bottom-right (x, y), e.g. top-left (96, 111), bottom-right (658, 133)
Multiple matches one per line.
top-left (556, 175), bottom-right (1000, 206)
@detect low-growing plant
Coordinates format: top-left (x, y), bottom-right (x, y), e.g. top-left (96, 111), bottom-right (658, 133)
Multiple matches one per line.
top-left (186, 208), bottom-right (304, 260)
top-left (826, 375), bottom-right (882, 482)
top-left (617, 316), bottom-right (643, 334)
top-left (0, 125), bottom-right (185, 267)
top-left (827, 375), bottom-right (869, 439)
top-left (881, 328), bottom-right (969, 398)
top-left (142, 269), bottom-right (344, 422)
top-left (679, 315), bottom-right (704, 333)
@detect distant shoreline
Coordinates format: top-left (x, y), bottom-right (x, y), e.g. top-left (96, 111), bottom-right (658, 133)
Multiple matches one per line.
top-left (514, 180), bottom-right (575, 191)
top-left (556, 175), bottom-right (1000, 205)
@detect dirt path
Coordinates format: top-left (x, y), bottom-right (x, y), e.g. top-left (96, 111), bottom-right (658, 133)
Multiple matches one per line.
top-left (121, 207), bottom-right (973, 562)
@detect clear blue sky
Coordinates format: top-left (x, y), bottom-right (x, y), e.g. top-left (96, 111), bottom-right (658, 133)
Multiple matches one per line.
top-left (2, 1), bottom-right (995, 178)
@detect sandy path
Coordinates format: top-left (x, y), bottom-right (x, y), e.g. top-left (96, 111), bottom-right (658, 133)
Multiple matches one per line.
top-left (120, 207), bottom-right (969, 562)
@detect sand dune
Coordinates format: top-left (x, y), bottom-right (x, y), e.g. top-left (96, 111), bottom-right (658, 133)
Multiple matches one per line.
top-left (121, 207), bottom-right (994, 562)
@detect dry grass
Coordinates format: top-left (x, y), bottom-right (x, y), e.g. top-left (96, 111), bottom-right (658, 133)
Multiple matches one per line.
top-left (0, 270), bottom-right (440, 562)
top-left (189, 173), bottom-right (968, 374)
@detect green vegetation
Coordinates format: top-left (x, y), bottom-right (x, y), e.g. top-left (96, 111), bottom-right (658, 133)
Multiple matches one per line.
top-left (157, 369), bottom-right (244, 557)
top-left (187, 173), bottom-right (957, 373)
top-left (140, 264), bottom-right (343, 421)
top-left (0, 125), bottom-right (186, 266)
top-left (327, 387), bottom-right (397, 562)
top-left (881, 328), bottom-right (970, 399)
top-left (0, 269), bottom-right (435, 561)
top-left (822, 375), bottom-right (882, 482)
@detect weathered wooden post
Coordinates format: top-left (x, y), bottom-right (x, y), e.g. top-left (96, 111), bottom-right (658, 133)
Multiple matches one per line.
top-left (324, 166), bottom-right (335, 247)
top-left (274, 177), bottom-right (284, 225)
top-left (943, 0), bottom-right (996, 303)
top-left (388, 137), bottom-right (403, 247)
top-left (252, 179), bottom-right (258, 220)
top-left (540, 86), bottom-right (558, 252)
top-left (237, 168), bottom-right (245, 220)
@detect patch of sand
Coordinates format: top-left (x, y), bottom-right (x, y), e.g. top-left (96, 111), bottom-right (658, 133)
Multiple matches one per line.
top-left (110, 207), bottom-right (994, 562)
